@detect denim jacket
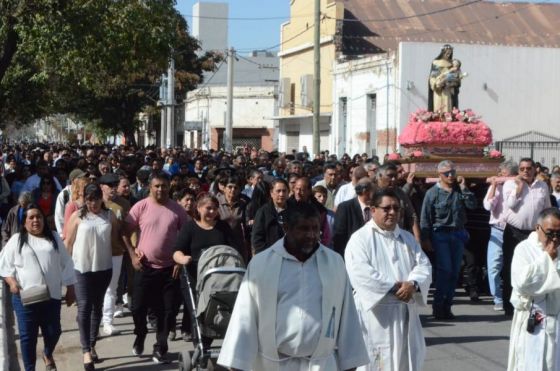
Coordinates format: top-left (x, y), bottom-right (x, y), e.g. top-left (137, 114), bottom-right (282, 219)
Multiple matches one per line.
top-left (420, 182), bottom-right (477, 241)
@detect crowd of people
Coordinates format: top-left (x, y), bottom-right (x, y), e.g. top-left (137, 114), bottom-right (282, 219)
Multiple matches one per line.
top-left (0, 142), bottom-right (559, 370)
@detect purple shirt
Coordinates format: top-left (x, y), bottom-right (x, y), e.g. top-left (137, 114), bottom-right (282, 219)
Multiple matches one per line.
top-left (126, 197), bottom-right (190, 269)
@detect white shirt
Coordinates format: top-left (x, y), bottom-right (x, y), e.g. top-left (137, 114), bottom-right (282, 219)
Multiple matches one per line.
top-left (483, 184), bottom-right (506, 229)
top-left (242, 185), bottom-right (254, 199)
top-left (276, 246), bottom-right (322, 358)
top-left (0, 233), bottom-right (76, 300)
top-left (72, 211), bottom-right (113, 273)
top-left (54, 185), bottom-right (72, 235)
top-left (503, 179), bottom-right (551, 230)
top-left (334, 182), bottom-right (356, 208)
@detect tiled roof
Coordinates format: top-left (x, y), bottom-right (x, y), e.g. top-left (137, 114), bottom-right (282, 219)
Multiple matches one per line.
top-left (339, 0), bottom-right (560, 56)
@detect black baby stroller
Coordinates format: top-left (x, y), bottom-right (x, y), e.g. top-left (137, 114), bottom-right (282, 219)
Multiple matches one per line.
top-left (178, 245), bottom-right (246, 371)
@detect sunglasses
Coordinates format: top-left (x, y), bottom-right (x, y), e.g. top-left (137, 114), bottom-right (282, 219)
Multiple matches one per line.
top-left (377, 205), bottom-right (401, 213)
top-left (440, 169), bottom-right (457, 177)
top-left (538, 225), bottom-right (560, 240)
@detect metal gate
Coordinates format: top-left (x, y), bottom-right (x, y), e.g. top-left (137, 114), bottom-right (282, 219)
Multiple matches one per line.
top-left (495, 131), bottom-right (560, 167)
top-left (232, 137), bottom-right (261, 150)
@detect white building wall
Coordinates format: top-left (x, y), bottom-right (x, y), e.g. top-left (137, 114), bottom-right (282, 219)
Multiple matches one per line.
top-left (185, 85), bottom-right (276, 148)
top-left (190, 86), bottom-right (275, 129)
top-left (398, 42), bottom-right (560, 142)
top-left (333, 55), bottom-right (398, 157)
top-left (333, 42), bottom-right (560, 158)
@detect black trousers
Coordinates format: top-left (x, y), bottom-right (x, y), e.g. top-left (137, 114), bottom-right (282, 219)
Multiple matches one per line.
top-left (502, 224), bottom-right (532, 315)
top-left (131, 265), bottom-right (179, 354)
top-left (74, 269), bottom-right (112, 353)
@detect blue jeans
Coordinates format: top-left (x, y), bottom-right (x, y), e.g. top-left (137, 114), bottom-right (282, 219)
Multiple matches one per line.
top-left (432, 230), bottom-right (465, 309)
top-left (486, 226), bottom-right (504, 305)
top-left (12, 295), bottom-right (61, 371)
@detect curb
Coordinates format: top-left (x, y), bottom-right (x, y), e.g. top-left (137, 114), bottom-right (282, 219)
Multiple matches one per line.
top-left (0, 283), bottom-right (8, 370)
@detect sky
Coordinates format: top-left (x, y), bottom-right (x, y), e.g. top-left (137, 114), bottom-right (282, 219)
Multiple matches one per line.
top-left (174, 0), bottom-right (560, 55)
top-left (175, 0), bottom-right (290, 54)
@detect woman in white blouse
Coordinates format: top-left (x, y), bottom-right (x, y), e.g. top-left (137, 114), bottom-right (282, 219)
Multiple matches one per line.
top-left (0, 204), bottom-right (76, 371)
top-left (64, 183), bottom-right (117, 371)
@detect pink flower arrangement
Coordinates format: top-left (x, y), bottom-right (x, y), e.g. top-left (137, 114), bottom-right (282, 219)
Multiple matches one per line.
top-left (488, 149), bottom-right (502, 158)
top-left (399, 120), bottom-right (493, 146)
top-left (411, 150), bottom-right (424, 158)
top-left (387, 153), bottom-right (402, 160)
top-left (409, 108), bottom-right (482, 124)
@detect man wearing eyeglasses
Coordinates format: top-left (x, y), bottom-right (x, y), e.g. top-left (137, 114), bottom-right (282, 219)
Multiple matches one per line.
top-left (376, 163), bottom-right (421, 241)
top-left (420, 160), bottom-right (477, 320)
top-left (507, 207), bottom-right (560, 371)
top-left (502, 158), bottom-right (551, 317)
top-left (345, 189), bottom-right (432, 371)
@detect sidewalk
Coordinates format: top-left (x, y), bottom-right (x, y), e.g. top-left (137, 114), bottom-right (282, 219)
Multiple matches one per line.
top-left (15, 304), bottom-right (196, 371)
top-left (11, 289), bottom-right (511, 371)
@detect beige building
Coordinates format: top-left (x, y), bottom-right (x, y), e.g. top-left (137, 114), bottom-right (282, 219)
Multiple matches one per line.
top-left (276, 0), bottom-right (342, 154)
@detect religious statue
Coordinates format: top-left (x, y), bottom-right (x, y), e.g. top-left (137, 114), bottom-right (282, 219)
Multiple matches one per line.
top-left (428, 44), bottom-right (466, 113)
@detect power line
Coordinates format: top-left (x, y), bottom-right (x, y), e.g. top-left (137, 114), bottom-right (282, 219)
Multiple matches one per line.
top-left (339, 1), bottom-right (557, 41)
top-left (236, 53), bottom-right (279, 69)
top-left (186, 59), bottom-right (227, 102)
top-left (180, 13), bottom-right (312, 21)
top-left (237, 24), bottom-right (314, 52)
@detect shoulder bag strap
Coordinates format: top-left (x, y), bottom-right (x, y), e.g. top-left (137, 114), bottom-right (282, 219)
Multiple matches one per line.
top-left (24, 241), bottom-right (48, 284)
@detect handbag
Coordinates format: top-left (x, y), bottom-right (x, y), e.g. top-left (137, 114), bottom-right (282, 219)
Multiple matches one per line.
top-left (19, 243), bottom-right (51, 306)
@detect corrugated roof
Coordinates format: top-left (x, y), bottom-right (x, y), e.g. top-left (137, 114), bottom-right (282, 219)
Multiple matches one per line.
top-left (339, 0), bottom-right (560, 56)
top-left (500, 131), bottom-right (560, 142)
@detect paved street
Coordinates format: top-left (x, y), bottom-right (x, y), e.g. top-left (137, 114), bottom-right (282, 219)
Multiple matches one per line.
top-left (11, 288), bottom-right (511, 371)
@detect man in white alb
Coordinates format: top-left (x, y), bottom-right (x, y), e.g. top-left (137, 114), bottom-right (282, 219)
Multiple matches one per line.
top-left (345, 189), bottom-right (432, 371)
top-left (218, 202), bottom-right (369, 371)
top-left (508, 207), bottom-right (560, 371)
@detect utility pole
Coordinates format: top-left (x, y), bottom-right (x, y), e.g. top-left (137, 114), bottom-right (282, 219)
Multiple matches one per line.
top-left (312, 0), bottom-right (321, 157)
top-left (159, 73), bottom-right (167, 149)
top-left (224, 47), bottom-right (234, 153)
top-left (166, 56), bottom-right (175, 148)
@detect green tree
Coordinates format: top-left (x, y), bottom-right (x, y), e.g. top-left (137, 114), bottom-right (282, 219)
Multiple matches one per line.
top-left (0, 0), bottom-right (220, 144)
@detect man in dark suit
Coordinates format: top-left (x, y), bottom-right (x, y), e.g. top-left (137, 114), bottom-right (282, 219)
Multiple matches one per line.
top-left (333, 178), bottom-right (376, 255)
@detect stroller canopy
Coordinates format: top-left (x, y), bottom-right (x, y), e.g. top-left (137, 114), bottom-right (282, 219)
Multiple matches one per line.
top-left (196, 245), bottom-right (246, 316)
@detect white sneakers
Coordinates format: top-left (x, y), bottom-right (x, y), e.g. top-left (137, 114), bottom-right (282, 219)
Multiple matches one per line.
top-left (113, 304), bottom-right (124, 318)
top-left (103, 324), bottom-right (121, 336)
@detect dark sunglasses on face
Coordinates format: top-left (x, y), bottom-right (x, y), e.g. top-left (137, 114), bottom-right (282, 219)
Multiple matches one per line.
top-left (440, 169), bottom-right (457, 177)
top-left (538, 225), bottom-right (560, 240)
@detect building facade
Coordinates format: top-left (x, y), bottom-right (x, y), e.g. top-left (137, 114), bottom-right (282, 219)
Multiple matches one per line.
top-left (325, 0), bottom-right (560, 163)
top-left (276, 0), bottom-right (342, 155)
top-left (185, 84), bottom-right (276, 151)
top-left (184, 2), bottom-right (279, 150)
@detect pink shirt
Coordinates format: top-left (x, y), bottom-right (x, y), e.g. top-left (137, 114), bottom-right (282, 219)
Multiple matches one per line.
top-left (62, 201), bottom-right (80, 239)
top-left (502, 179), bottom-right (551, 230)
top-left (483, 184), bottom-right (506, 229)
top-left (126, 197), bottom-right (190, 269)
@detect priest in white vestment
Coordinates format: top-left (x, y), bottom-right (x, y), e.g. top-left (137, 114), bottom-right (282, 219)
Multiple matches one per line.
top-left (345, 189), bottom-right (432, 371)
top-left (508, 207), bottom-right (560, 371)
top-left (218, 202), bottom-right (369, 371)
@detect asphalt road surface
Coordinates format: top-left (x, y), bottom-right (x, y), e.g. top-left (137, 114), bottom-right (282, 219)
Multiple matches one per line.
top-left (11, 288), bottom-right (510, 371)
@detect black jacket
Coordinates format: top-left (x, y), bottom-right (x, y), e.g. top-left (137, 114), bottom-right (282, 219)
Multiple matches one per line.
top-left (251, 202), bottom-right (286, 254)
top-left (333, 198), bottom-right (366, 256)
